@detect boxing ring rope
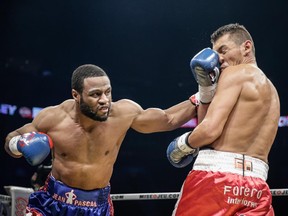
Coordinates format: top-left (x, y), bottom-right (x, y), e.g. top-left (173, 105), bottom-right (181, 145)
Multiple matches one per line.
top-left (110, 188), bottom-right (288, 200)
top-left (1, 188), bottom-right (287, 203)
top-left (1, 187), bottom-right (287, 215)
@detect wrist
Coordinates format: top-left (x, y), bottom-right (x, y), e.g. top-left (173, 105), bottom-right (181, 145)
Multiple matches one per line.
top-left (9, 135), bottom-right (22, 156)
top-left (199, 84), bottom-right (217, 104)
top-left (177, 132), bottom-right (197, 154)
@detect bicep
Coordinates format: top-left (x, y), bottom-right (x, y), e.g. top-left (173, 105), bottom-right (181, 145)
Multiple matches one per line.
top-left (4, 107), bottom-right (54, 156)
top-left (7, 107), bottom-right (55, 137)
top-left (131, 108), bottom-right (169, 133)
top-left (6, 117), bottom-right (41, 141)
top-left (5, 123), bottom-right (37, 143)
top-left (9, 106), bottom-right (54, 135)
top-left (16, 123), bottom-right (38, 134)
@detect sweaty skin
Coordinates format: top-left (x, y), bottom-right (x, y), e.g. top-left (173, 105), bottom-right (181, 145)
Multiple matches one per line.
top-left (5, 76), bottom-right (196, 190)
top-left (187, 34), bottom-right (280, 163)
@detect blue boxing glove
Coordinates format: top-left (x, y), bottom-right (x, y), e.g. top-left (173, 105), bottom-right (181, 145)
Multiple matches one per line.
top-left (190, 48), bottom-right (220, 103)
top-left (8, 132), bottom-right (53, 166)
top-left (167, 132), bottom-right (199, 168)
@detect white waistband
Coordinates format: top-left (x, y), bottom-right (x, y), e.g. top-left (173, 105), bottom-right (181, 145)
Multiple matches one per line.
top-left (193, 149), bottom-right (269, 181)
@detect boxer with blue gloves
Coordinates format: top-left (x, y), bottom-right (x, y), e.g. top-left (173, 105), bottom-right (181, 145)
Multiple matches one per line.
top-left (167, 48), bottom-right (220, 168)
top-left (166, 132), bottom-right (199, 168)
top-left (8, 132), bottom-right (53, 166)
top-left (190, 47), bottom-right (220, 104)
top-left (4, 64), bottom-right (200, 216)
top-left (170, 23), bottom-right (279, 216)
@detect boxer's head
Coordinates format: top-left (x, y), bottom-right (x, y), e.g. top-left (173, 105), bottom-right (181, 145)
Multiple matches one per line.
top-left (72, 64), bottom-right (112, 122)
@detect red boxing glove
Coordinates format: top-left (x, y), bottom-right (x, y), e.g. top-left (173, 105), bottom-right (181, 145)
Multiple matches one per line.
top-left (189, 92), bottom-right (200, 107)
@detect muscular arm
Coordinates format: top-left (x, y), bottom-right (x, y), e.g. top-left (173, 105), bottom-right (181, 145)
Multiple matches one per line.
top-left (4, 123), bottom-right (38, 157)
top-left (197, 103), bottom-right (209, 124)
top-left (4, 106), bottom-right (56, 157)
top-left (187, 67), bottom-right (242, 147)
top-left (131, 99), bottom-right (197, 133)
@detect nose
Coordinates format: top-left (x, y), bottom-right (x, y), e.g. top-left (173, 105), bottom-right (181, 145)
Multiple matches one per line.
top-left (98, 93), bottom-right (109, 104)
top-left (218, 54), bottom-right (224, 64)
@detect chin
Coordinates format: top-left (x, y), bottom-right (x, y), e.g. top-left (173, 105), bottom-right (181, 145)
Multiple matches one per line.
top-left (94, 114), bottom-right (109, 122)
top-left (99, 116), bottom-right (108, 122)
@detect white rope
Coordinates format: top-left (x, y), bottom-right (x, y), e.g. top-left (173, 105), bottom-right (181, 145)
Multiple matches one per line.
top-left (111, 192), bottom-right (180, 201)
top-left (1, 188), bottom-right (287, 202)
top-left (110, 188), bottom-right (288, 201)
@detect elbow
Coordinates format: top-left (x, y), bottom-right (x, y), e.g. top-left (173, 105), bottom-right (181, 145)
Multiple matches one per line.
top-left (204, 130), bottom-right (220, 143)
top-left (200, 120), bottom-right (222, 144)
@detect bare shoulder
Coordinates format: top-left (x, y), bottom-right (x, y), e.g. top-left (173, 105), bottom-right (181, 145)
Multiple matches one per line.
top-left (58, 99), bottom-right (76, 111)
top-left (111, 99), bottom-right (143, 116)
top-left (37, 99), bottom-right (73, 116)
top-left (219, 64), bottom-right (261, 84)
top-left (33, 99), bottom-right (75, 131)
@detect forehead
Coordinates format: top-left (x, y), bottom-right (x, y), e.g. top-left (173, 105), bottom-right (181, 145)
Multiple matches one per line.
top-left (212, 34), bottom-right (235, 51)
top-left (83, 76), bottom-right (111, 91)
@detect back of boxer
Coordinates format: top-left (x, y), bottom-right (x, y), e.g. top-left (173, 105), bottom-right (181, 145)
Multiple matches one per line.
top-left (4, 64), bottom-right (200, 216)
top-left (168, 23), bottom-right (280, 215)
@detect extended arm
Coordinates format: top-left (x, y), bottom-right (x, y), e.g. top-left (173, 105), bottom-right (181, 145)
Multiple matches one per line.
top-left (131, 97), bottom-right (197, 133)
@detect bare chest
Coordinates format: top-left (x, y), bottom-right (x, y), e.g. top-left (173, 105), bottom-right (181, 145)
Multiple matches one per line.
top-left (48, 119), bottom-right (127, 160)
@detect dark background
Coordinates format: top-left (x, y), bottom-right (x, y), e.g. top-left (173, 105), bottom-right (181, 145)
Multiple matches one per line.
top-left (1, 0), bottom-right (287, 215)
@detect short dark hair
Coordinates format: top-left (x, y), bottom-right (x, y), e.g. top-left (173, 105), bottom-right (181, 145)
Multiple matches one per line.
top-left (210, 23), bottom-right (255, 54)
top-left (71, 64), bottom-right (108, 93)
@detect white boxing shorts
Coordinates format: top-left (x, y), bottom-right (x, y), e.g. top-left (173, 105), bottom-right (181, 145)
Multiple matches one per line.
top-left (172, 149), bottom-right (274, 216)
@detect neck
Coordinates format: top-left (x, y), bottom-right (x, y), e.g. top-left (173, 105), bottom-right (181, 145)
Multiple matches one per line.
top-left (73, 102), bottom-right (101, 130)
top-left (243, 54), bottom-right (257, 65)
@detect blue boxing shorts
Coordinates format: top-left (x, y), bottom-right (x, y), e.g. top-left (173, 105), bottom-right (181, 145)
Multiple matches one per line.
top-left (26, 174), bottom-right (114, 216)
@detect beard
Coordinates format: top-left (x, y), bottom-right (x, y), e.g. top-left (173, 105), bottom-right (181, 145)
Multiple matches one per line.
top-left (79, 98), bottom-right (110, 122)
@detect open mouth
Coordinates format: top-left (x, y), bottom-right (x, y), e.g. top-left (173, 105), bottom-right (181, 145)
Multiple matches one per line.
top-left (99, 106), bottom-right (109, 113)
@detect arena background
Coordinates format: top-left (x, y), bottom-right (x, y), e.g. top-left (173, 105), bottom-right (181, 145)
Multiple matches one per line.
top-left (1, 0), bottom-right (287, 215)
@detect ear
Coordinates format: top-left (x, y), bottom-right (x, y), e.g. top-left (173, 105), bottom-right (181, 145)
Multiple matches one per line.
top-left (72, 89), bottom-right (80, 103)
top-left (242, 40), bottom-right (253, 56)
